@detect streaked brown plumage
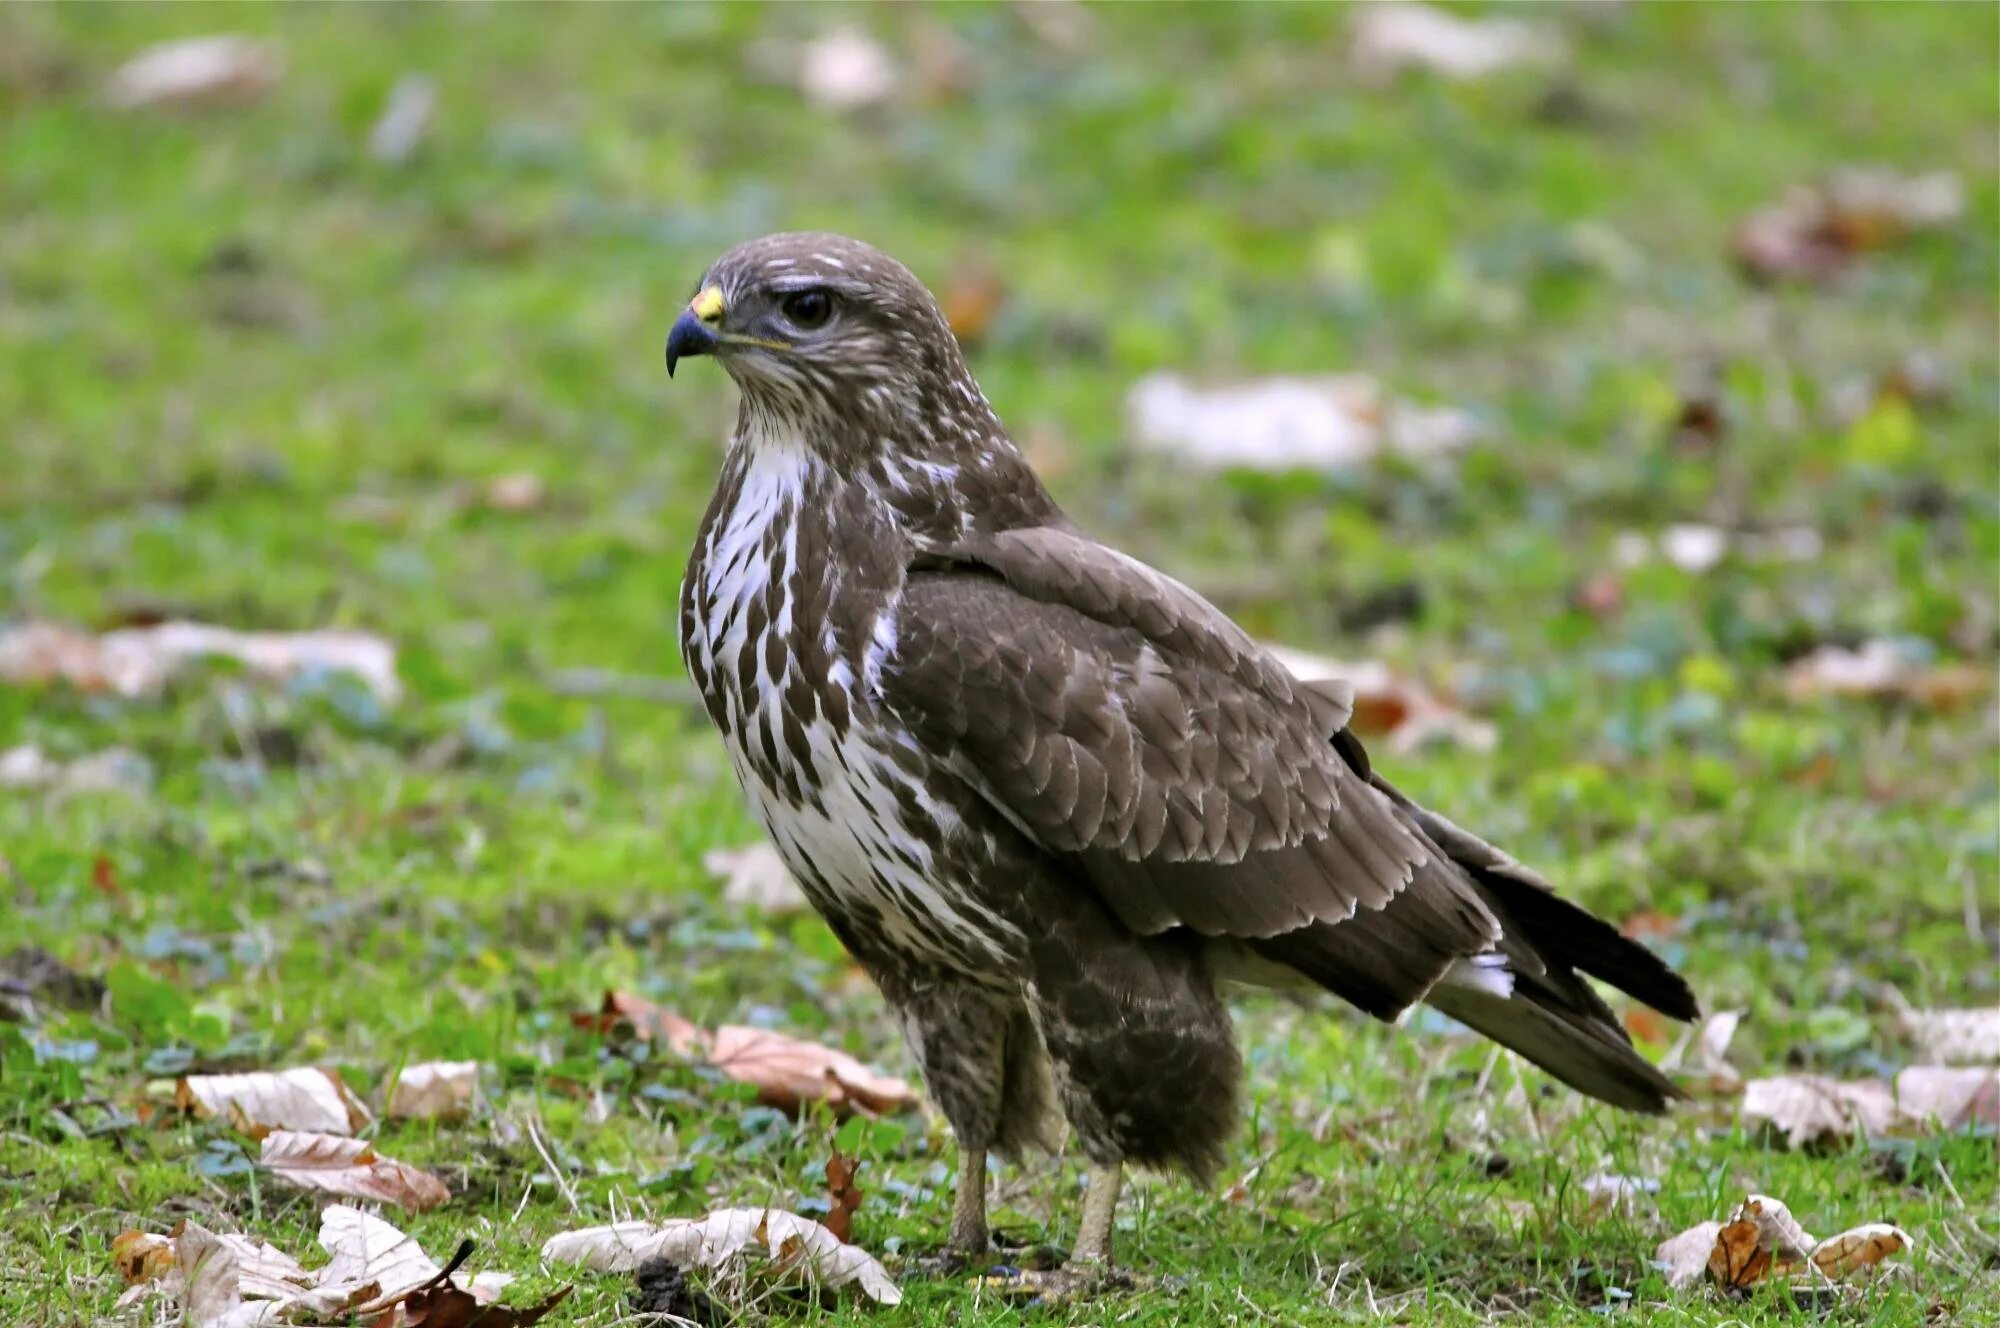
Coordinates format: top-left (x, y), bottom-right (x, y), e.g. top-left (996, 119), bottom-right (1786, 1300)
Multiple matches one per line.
top-left (669, 232), bottom-right (1697, 1284)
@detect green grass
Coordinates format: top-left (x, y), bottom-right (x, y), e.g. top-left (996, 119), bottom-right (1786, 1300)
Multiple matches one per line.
top-left (2, 3), bottom-right (1994, 1324)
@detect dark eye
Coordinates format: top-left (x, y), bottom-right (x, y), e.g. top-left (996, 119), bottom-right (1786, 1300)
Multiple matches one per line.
top-left (781, 290), bottom-right (833, 330)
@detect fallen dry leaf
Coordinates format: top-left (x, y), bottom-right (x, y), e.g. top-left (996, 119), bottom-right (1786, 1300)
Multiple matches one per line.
top-left (1352, 2), bottom-right (1564, 82)
top-left (1655, 1220), bottom-right (1723, 1289)
top-left (177, 1067), bottom-right (371, 1137)
top-left (704, 842), bottom-right (806, 915)
top-left (385, 1061), bottom-right (479, 1121)
top-left (1744, 1066), bottom-right (1998, 1147)
top-left (1264, 645), bottom-right (1496, 754)
top-left (1127, 373), bottom-right (1483, 474)
top-left (104, 35), bottom-right (281, 110)
top-left (542, 1207), bottom-right (900, 1306)
top-left (0, 620), bottom-right (400, 703)
top-left (0, 742), bottom-right (153, 796)
top-left (1810, 1223), bottom-right (1915, 1280)
top-left (367, 73), bottom-right (436, 164)
top-left (112, 1229), bottom-right (176, 1285)
top-left (1898, 1005), bottom-right (2000, 1065)
top-left (940, 258), bottom-right (1007, 345)
top-left (1783, 639), bottom-right (1985, 710)
top-left (1578, 1172), bottom-right (1658, 1214)
top-left (794, 28), bottom-right (898, 111)
top-left (1735, 168), bottom-right (1965, 284)
top-left (580, 991), bottom-right (918, 1117)
top-left (353, 1239), bottom-right (571, 1328)
top-left (118, 1207), bottom-right (554, 1328)
top-left (1659, 1192), bottom-right (1916, 1297)
top-left (259, 1130), bottom-right (450, 1211)
top-left (1706, 1217), bottom-right (1773, 1291)
top-left (482, 472), bottom-right (547, 513)
top-left (824, 1153), bottom-right (865, 1244)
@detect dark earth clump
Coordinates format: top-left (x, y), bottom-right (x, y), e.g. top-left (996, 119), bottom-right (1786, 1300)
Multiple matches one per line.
top-left (630, 1256), bottom-right (723, 1326)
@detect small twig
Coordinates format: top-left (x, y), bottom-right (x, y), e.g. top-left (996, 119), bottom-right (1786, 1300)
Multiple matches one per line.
top-left (525, 1110), bottom-right (580, 1214)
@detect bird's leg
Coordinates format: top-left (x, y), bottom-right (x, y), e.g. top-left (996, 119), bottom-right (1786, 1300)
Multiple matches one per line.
top-left (982, 1162), bottom-right (1136, 1302)
top-left (947, 1142), bottom-right (989, 1256)
top-left (1066, 1161), bottom-right (1122, 1267)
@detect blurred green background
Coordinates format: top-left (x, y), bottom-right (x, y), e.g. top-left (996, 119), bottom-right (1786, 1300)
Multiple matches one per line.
top-left (1, 4), bottom-right (1994, 1325)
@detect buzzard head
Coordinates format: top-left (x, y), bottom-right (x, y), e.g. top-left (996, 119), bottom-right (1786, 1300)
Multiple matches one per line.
top-left (666, 232), bottom-right (970, 423)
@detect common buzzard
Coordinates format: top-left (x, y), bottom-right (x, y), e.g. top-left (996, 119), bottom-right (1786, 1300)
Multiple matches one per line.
top-left (669, 232), bottom-right (1696, 1289)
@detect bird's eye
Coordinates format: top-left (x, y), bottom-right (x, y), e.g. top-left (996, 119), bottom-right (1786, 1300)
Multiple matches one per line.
top-left (780, 290), bottom-right (833, 330)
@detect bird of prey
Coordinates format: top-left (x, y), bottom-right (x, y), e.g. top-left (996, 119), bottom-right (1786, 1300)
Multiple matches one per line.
top-left (668, 232), bottom-right (1697, 1290)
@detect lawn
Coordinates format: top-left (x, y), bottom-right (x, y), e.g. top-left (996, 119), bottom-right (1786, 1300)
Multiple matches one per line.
top-left (1, 3), bottom-right (1994, 1325)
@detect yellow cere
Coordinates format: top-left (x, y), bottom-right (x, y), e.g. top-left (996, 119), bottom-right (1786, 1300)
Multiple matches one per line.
top-left (691, 286), bottom-right (726, 323)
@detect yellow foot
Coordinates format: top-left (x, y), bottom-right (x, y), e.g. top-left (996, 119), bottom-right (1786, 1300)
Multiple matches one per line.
top-left (976, 1261), bottom-right (1139, 1305)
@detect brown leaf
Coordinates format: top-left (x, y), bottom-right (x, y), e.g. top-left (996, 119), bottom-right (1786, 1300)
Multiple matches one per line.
top-left (1811, 1223), bottom-right (1915, 1279)
top-left (940, 258), bottom-right (1006, 346)
top-left (1706, 1218), bottom-right (1772, 1290)
top-left (1265, 646), bottom-right (1496, 754)
top-left (177, 1067), bottom-right (371, 1137)
top-left (1735, 170), bottom-right (1965, 284)
top-left (358, 1239), bottom-right (572, 1328)
top-left (1732, 1194), bottom-right (1815, 1271)
top-left (111, 1229), bottom-right (176, 1285)
top-left (824, 1152), bottom-right (864, 1244)
top-left (580, 991), bottom-right (917, 1117)
top-left (259, 1130), bottom-right (450, 1211)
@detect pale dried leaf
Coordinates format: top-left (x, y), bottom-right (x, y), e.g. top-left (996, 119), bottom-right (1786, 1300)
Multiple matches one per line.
top-left (483, 472), bottom-right (547, 513)
top-left (1654, 1221), bottom-right (1723, 1290)
top-left (541, 1208), bottom-right (901, 1305)
top-left (1742, 1073), bottom-right (1897, 1148)
top-left (260, 1131), bottom-right (449, 1210)
top-left (1899, 1006), bottom-right (2000, 1065)
top-left (1578, 1172), bottom-right (1658, 1213)
top-left (0, 743), bottom-right (153, 796)
top-left (177, 1223), bottom-right (304, 1328)
top-left (177, 1067), bottom-right (370, 1136)
top-left (0, 620), bottom-right (400, 703)
top-left (1810, 1223), bottom-right (1915, 1279)
top-left (1353, 3), bottom-right (1564, 81)
top-left (1896, 1065), bottom-right (1999, 1129)
top-left (104, 36), bottom-right (281, 110)
top-left (1128, 372), bottom-right (1482, 474)
top-left (1730, 1194), bottom-right (1815, 1268)
top-left (367, 74), bottom-right (436, 163)
top-left (705, 842), bottom-right (805, 914)
top-left (386, 1060), bottom-right (480, 1121)
top-left (796, 28), bottom-right (898, 110)
top-left (318, 1204), bottom-right (440, 1300)
top-left (1783, 638), bottom-right (1985, 709)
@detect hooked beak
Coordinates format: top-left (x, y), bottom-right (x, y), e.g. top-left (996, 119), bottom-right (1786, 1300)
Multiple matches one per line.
top-left (665, 308), bottom-right (717, 378)
top-left (666, 286), bottom-right (726, 378)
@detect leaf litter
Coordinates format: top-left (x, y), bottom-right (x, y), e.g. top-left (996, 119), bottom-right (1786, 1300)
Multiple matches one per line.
top-left (385, 1060), bottom-right (481, 1121)
top-left (259, 1130), bottom-right (451, 1211)
top-left (175, 1067), bottom-right (372, 1137)
top-left (543, 1206), bottom-right (901, 1306)
top-left (115, 1205), bottom-right (563, 1327)
top-left (578, 990), bottom-right (918, 1117)
top-left (0, 620), bottom-right (400, 703)
top-left (1126, 372), bottom-right (1485, 474)
top-left (1657, 1193), bottom-right (1913, 1295)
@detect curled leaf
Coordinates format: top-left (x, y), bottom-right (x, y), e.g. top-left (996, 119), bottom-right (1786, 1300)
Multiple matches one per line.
top-left (177, 1067), bottom-right (370, 1137)
top-left (1810, 1223), bottom-right (1915, 1279)
top-left (542, 1208), bottom-right (900, 1306)
top-left (386, 1061), bottom-right (480, 1121)
top-left (259, 1130), bottom-right (450, 1211)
